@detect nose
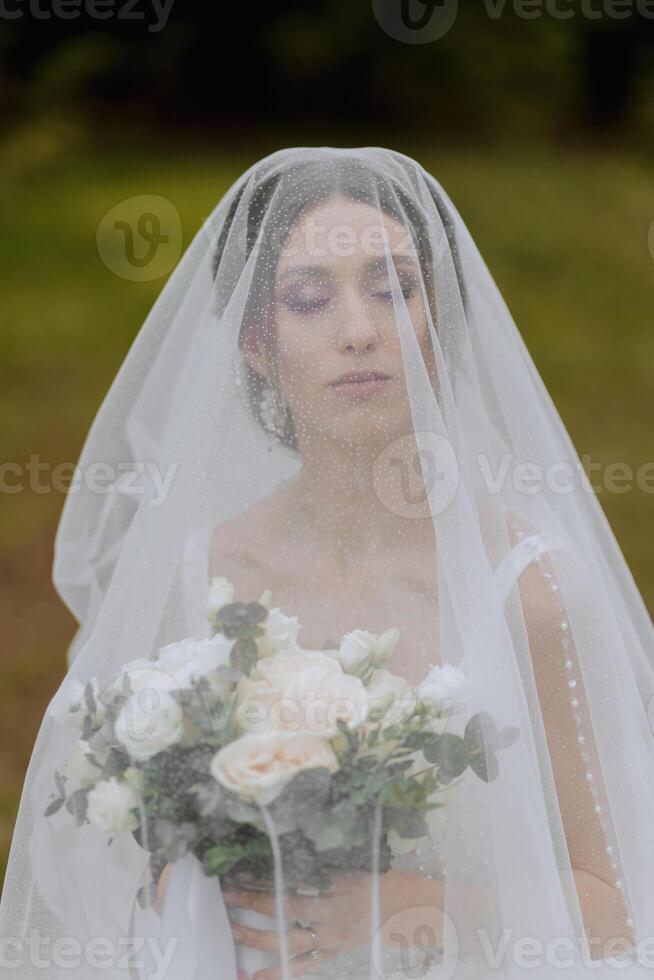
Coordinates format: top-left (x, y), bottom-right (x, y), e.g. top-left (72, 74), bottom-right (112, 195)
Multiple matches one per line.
top-left (336, 284), bottom-right (379, 353)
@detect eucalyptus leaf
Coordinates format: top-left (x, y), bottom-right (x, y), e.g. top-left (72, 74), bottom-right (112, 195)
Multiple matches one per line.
top-left (84, 681), bottom-right (97, 716)
top-left (44, 796), bottom-right (66, 817)
top-left (65, 787), bottom-right (90, 826)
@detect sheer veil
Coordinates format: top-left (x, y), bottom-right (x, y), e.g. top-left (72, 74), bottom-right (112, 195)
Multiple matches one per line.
top-left (2, 146), bottom-right (654, 979)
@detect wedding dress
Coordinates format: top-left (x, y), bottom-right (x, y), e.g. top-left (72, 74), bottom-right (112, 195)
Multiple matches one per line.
top-left (144, 522), bottom-right (650, 980)
top-left (2, 147), bottom-right (654, 980)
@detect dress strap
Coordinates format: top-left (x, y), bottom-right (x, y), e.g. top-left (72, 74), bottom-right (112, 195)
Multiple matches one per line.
top-left (494, 533), bottom-right (568, 603)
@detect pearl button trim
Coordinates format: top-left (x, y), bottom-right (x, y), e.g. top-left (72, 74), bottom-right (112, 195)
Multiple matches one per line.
top-left (505, 513), bottom-right (634, 932)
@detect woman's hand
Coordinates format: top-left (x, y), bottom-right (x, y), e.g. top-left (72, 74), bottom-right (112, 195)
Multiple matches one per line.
top-left (224, 869), bottom-right (445, 980)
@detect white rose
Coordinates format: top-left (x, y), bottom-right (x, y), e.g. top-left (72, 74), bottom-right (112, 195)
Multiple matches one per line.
top-left (64, 738), bottom-right (99, 791)
top-left (207, 576), bottom-right (235, 625)
top-left (210, 731), bottom-right (338, 805)
top-left (114, 688), bottom-right (184, 760)
top-left (236, 650), bottom-right (367, 735)
top-left (108, 660), bottom-right (179, 700)
top-left (49, 676), bottom-right (106, 730)
top-left (336, 629), bottom-right (377, 673)
top-left (417, 664), bottom-right (471, 715)
top-left (371, 628), bottom-right (401, 667)
top-left (365, 669), bottom-right (416, 727)
top-left (87, 776), bottom-right (141, 836)
top-left (337, 628), bottom-right (400, 675)
top-left (256, 607), bottom-right (301, 658)
top-left (158, 634), bottom-right (233, 694)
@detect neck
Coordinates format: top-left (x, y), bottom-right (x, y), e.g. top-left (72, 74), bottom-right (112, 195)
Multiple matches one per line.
top-left (286, 432), bottom-right (435, 569)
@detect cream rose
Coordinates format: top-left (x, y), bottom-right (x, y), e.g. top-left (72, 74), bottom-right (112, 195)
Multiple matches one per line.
top-left (210, 731), bottom-right (338, 805)
top-left (114, 688), bottom-right (184, 760)
top-left (87, 776), bottom-right (141, 835)
top-left (237, 649), bottom-right (342, 711)
top-left (236, 649), bottom-right (367, 735)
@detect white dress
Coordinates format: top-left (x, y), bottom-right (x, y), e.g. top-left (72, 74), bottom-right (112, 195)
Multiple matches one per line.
top-left (139, 527), bottom-right (647, 980)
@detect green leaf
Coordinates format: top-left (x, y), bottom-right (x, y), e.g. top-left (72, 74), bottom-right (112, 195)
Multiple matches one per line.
top-left (44, 796), bottom-right (66, 817)
top-left (65, 787), bottom-right (90, 825)
top-left (387, 809), bottom-right (429, 840)
top-left (423, 733), bottom-right (468, 781)
top-left (219, 602), bottom-right (268, 637)
top-left (202, 843), bottom-right (247, 876)
top-left (304, 823), bottom-right (345, 851)
top-left (495, 725), bottom-right (521, 750)
top-left (230, 637), bottom-right (258, 675)
top-left (84, 681), bottom-right (97, 716)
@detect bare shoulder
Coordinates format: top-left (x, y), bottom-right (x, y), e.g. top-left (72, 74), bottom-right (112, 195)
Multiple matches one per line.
top-left (505, 510), bottom-right (566, 637)
top-left (208, 486), bottom-right (290, 598)
top-left (508, 517), bottom-right (588, 641)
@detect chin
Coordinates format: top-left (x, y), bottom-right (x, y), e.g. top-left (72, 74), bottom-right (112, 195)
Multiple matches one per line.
top-left (316, 412), bottom-right (411, 452)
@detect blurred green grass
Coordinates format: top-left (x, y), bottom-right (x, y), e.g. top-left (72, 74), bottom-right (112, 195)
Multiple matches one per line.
top-left (1, 133), bottom-right (653, 885)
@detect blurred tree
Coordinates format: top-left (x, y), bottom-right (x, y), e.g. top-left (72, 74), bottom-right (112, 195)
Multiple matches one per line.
top-left (0, 0), bottom-right (652, 139)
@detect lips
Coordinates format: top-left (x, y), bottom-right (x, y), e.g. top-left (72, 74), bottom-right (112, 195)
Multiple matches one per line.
top-left (328, 370), bottom-right (392, 399)
top-left (329, 371), bottom-right (391, 387)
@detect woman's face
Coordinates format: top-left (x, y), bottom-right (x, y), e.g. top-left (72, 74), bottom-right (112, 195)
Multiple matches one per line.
top-left (249, 193), bottom-right (436, 451)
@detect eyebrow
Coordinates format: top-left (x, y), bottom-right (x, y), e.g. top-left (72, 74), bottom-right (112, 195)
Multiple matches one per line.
top-left (275, 253), bottom-right (418, 284)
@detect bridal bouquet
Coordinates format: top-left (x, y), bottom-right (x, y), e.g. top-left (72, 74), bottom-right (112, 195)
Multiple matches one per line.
top-left (45, 577), bottom-right (519, 906)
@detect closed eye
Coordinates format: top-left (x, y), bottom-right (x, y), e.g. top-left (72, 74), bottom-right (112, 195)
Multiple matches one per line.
top-left (278, 289), bottom-right (332, 315)
top-left (371, 279), bottom-right (417, 303)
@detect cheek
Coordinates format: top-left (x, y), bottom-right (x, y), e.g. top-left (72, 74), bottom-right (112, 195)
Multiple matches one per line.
top-left (275, 317), bottom-right (326, 396)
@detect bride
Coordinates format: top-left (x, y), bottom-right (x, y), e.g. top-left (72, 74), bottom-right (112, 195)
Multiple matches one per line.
top-left (2, 147), bottom-right (654, 980)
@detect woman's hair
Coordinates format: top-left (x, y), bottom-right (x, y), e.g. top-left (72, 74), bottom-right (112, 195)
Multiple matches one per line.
top-left (211, 155), bottom-right (467, 451)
